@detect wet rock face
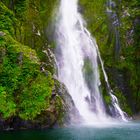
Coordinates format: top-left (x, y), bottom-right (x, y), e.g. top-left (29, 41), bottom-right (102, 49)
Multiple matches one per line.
top-left (53, 79), bottom-right (81, 125)
top-left (0, 115), bottom-right (56, 130)
top-left (41, 48), bottom-right (56, 75)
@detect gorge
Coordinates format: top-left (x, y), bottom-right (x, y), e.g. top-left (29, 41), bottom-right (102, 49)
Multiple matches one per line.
top-left (0, 0), bottom-right (140, 139)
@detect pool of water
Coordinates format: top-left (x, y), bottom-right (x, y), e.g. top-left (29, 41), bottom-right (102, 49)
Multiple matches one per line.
top-left (0, 121), bottom-right (140, 140)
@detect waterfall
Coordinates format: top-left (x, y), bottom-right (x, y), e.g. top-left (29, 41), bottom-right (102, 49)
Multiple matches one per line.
top-left (55, 0), bottom-right (127, 124)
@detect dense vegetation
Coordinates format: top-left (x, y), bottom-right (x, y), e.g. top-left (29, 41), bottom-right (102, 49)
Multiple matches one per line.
top-left (0, 0), bottom-right (66, 130)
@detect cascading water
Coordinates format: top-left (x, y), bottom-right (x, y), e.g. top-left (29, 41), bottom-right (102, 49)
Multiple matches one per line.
top-left (55, 0), bottom-right (127, 124)
top-left (107, 0), bottom-right (121, 58)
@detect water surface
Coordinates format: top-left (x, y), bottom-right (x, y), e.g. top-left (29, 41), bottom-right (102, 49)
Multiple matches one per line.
top-left (1, 122), bottom-right (140, 140)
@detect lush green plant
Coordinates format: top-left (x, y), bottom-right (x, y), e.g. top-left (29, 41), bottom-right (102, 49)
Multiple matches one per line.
top-left (0, 33), bottom-right (54, 120)
top-left (19, 73), bottom-right (54, 120)
top-left (0, 0), bottom-right (64, 126)
top-left (0, 2), bottom-right (17, 35)
top-left (0, 86), bottom-right (16, 118)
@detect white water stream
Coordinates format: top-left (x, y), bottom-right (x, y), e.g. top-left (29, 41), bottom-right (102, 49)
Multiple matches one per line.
top-left (55, 0), bottom-right (127, 124)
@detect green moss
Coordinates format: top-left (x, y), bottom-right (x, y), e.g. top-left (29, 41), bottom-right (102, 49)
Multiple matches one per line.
top-left (19, 73), bottom-right (54, 120)
top-left (0, 86), bottom-right (16, 119)
top-left (0, 33), bottom-right (39, 63)
top-left (14, 0), bottom-right (29, 21)
top-left (0, 32), bottom-right (55, 120)
top-left (0, 0), bottom-right (66, 126)
top-left (104, 95), bottom-right (112, 106)
top-left (0, 2), bottom-right (17, 35)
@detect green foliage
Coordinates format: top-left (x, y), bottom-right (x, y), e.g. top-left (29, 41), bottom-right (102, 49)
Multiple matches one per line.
top-left (0, 33), bottom-right (54, 120)
top-left (0, 86), bottom-right (16, 118)
top-left (117, 0), bottom-right (140, 113)
top-left (0, 2), bottom-right (17, 35)
top-left (0, 0), bottom-right (65, 127)
top-left (104, 95), bottom-right (112, 106)
top-left (19, 73), bottom-right (54, 120)
top-left (14, 0), bottom-right (29, 21)
top-left (79, 0), bottom-right (108, 47)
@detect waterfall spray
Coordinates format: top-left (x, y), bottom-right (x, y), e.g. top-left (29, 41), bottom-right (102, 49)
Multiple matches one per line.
top-left (55, 0), bottom-right (127, 124)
